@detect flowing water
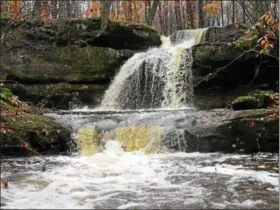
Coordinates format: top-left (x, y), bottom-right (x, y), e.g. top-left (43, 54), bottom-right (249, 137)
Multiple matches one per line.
top-left (100, 29), bottom-right (207, 110)
top-left (1, 29), bottom-right (279, 209)
top-left (1, 150), bottom-right (279, 209)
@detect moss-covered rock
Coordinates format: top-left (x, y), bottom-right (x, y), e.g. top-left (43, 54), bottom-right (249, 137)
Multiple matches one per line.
top-left (232, 96), bottom-right (259, 110)
top-left (1, 112), bottom-right (70, 156)
top-left (248, 90), bottom-right (275, 108)
top-left (3, 46), bottom-right (135, 84)
top-left (1, 18), bottom-right (161, 50)
top-left (1, 18), bottom-right (161, 108)
top-left (231, 90), bottom-right (276, 110)
top-left (192, 41), bottom-right (278, 109)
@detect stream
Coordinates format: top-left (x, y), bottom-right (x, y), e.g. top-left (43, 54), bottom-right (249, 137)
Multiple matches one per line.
top-left (1, 109), bottom-right (279, 209)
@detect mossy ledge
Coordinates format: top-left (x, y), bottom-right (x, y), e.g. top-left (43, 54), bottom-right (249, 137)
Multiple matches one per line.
top-left (1, 113), bottom-right (71, 157)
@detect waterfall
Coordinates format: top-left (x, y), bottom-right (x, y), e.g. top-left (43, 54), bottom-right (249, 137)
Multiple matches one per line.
top-left (100, 28), bottom-right (208, 110)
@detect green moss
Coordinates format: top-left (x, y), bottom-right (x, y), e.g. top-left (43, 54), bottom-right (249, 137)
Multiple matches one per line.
top-left (0, 87), bottom-right (14, 102)
top-left (248, 90), bottom-right (275, 108)
top-left (231, 89), bottom-right (276, 111)
top-left (1, 112), bottom-right (70, 156)
top-left (232, 96), bottom-right (259, 110)
top-left (192, 45), bottom-right (216, 61)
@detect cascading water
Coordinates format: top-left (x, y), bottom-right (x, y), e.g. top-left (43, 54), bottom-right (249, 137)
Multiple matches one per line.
top-left (100, 28), bottom-right (208, 110)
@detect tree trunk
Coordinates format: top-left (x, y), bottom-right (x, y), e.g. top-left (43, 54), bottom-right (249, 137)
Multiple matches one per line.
top-left (198, 0), bottom-right (204, 28)
top-left (158, 2), bottom-right (164, 34)
top-left (232, 0), bottom-right (235, 23)
top-left (100, 1), bottom-right (112, 31)
top-left (126, 1), bottom-right (133, 22)
top-left (73, 1), bottom-right (80, 17)
top-left (163, 1), bottom-right (169, 35)
top-left (146, 0), bottom-right (160, 25)
top-left (116, 0), bottom-right (119, 20)
top-left (145, 0), bottom-right (151, 23)
top-left (32, 0), bottom-right (41, 19)
top-left (41, 0), bottom-right (49, 20)
top-left (242, 0), bottom-right (246, 24)
top-left (186, 0), bottom-right (194, 28)
top-left (220, 0), bottom-right (224, 26)
top-left (50, 0), bottom-right (57, 19)
top-left (66, 0), bottom-right (72, 18)
top-left (58, 0), bottom-right (66, 20)
top-left (226, 1), bottom-right (230, 25)
top-left (174, 0), bottom-right (183, 30)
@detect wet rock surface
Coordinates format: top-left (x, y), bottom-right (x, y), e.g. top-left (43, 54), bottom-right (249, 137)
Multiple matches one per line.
top-left (48, 108), bottom-right (278, 153)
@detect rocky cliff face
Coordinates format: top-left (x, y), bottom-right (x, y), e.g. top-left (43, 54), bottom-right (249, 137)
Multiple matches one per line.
top-left (1, 18), bottom-right (161, 109)
top-left (191, 24), bottom-right (278, 109)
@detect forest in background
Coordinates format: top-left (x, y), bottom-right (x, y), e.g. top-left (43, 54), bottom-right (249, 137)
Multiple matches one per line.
top-left (0, 0), bottom-right (279, 35)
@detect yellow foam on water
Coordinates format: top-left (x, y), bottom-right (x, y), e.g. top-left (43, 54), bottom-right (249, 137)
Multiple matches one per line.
top-left (74, 127), bottom-right (101, 156)
top-left (103, 126), bottom-right (165, 153)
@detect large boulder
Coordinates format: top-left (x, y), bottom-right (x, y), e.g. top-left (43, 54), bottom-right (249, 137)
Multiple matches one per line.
top-left (182, 109), bottom-right (279, 153)
top-left (1, 112), bottom-right (71, 156)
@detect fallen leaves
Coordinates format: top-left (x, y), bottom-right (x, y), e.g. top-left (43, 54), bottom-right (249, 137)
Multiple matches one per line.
top-left (249, 120), bottom-right (255, 128)
top-left (1, 181), bottom-right (8, 189)
top-left (20, 141), bottom-right (30, 148)
top-left (0, 123), bottom-right (16, 135)
top-left (80, 85), bottom-right (88, 90)
top-left (265, 112), bottom-right (278, 119)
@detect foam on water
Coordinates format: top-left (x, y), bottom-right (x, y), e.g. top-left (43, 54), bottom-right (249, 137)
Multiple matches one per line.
top-left (1, 150), bottom-right (278, 209)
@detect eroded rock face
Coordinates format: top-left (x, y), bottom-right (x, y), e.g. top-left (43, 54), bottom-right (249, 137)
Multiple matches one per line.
top-left (191, 41), bottom-right (278, 109)
top-left (0, 18), bottom-right (161, 50)
top-left (1, 18), bottom-right (161, 108)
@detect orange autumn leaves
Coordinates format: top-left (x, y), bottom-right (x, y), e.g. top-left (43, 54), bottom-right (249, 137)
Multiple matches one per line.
top-left (202, 1), bottom-right (221, 17)
top-left (1, 0), bottom-right (23, 20)
top-left (257, 11), bottom-right (278, 55)
top-left (85, 1), bottom-right (146, 24)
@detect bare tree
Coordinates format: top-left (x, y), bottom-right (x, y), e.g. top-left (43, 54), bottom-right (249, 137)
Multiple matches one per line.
top-left (32, 0), bottom-right (41, 19)
top-left (100, 1), bottom-right (113, 31)
top-left (198, 0), bottom-right (204, 27)
top-left (146, 0), bottom-right (160, 25)
top-left (174, 0), bottom-right (183, 30)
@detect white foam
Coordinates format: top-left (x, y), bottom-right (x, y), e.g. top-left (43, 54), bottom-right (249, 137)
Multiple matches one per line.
top-left (1, 152), bottom-right (278, 209)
